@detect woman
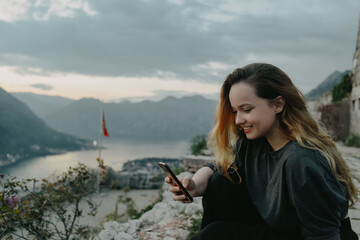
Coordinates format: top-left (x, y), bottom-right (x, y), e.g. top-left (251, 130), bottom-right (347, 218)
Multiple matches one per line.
top-left (166, 63), bottom-right (359, 240)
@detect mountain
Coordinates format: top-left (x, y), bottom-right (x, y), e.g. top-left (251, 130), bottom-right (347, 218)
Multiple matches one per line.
top-left (44, 95), bottom-right (218, 140)
top-left (306, 70), bottom-right (351, 100)
top-left (0, 88), bottom-right (92, 167)
top-left (11, 92), bottom-right (74, 118)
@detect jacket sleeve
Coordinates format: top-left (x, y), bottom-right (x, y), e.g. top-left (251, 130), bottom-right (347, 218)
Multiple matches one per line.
top-left (285, 151), bottom-right (348, 240)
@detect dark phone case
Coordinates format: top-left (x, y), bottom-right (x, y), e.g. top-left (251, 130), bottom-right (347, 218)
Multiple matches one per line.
top-left (158, 162), bottom-right (193, 202)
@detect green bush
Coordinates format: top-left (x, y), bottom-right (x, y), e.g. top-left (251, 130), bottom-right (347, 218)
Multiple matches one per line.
top-left (0, 163), bottom-right (99, 240)
top-left (191, 135), bottom-right (208, 155)
top-left (345, 133), bottom-right (360, 147)
top-left (332, 73), bottom-right (352, 102)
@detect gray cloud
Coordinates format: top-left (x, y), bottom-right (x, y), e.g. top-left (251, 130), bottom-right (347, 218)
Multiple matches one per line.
top-left (31, 83), bottom-right (53, 91)
top-left (0, 0), bottom-right (359, 92)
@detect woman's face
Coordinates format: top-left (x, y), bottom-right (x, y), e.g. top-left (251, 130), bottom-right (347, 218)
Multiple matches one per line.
top-left (229, 82), bottom-right (280, 140)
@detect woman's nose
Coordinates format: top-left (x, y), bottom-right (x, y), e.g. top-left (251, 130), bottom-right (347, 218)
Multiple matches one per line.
top-left (235, 112), bottom-right (245, 125)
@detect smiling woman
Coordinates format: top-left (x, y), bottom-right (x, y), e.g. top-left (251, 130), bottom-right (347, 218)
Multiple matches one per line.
top-left (165, 63), bottom-right (359, 240)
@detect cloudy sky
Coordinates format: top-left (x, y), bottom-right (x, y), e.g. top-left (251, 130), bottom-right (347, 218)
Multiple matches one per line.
top-left (0, 0), bottom-right (359, 102)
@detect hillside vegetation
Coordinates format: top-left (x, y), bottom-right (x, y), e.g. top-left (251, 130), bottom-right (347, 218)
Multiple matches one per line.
top-left (0, 88), bottom-right (92, 167)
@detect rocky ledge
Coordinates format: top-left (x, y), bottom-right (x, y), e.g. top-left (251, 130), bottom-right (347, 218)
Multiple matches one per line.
top-left (98, 172), bottom-right (203, 240)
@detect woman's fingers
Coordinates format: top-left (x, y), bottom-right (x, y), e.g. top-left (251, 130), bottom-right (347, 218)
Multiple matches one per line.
top-left (173, 194), bottom-right (188, 201)
top-left (165, 176), bottom-right (193, 203)
top-left (182, 176), bottom-right (191, 188)
top-left (165, 176), bottom-right (170, 183)
top-left (165, 176), bottom-right (172, 185)
top-left (169, 185), bottom-right (180, 193)
top-left (165, 176), bottom-right (177, 185)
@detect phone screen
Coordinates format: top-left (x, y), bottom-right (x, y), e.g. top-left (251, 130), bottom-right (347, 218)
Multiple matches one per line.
top-left (158, 162), bottom-right (193, 202)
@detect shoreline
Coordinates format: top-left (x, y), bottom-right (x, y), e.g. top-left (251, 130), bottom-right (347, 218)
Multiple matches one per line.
top-left (0, 146), bottom-right (97, 173)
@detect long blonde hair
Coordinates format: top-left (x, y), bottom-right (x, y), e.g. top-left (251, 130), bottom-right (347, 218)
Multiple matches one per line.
top-left (209, 63), bottom-right (358, 206)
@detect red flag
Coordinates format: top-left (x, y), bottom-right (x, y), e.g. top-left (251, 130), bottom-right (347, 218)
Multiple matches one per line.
top-left (102, 112), bottom-right (109, 137)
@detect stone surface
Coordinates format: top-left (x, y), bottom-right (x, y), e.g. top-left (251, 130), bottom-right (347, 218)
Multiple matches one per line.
top-left (97, 172), bottom-right (201, 240)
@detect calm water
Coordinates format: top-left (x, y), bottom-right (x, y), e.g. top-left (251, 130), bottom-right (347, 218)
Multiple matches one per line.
top-left (1, 139), bottom-right (190, 180)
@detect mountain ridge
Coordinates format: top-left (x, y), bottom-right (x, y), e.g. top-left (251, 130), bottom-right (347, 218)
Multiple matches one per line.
top-left (43, 95), bottom-right (217, 140)
top-left (305, 70), bottom-right (351, 100)
top-left (11, 92), bottom-right (74, 118)
top-left (0, 88), bottom-right (93, 167)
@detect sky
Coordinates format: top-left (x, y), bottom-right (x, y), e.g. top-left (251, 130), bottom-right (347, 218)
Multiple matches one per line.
top-left (0, 0), bottom-right (359, 102)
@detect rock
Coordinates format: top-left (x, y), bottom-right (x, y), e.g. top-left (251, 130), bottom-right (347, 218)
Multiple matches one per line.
top-left (98, 172), bottom-right (202, 240)
top-left (163, 237), bottom-right (176, 240)
top-left (185, 201), bottom-right (203, 215)
top-left (114, 232), bottom-right (134, 240)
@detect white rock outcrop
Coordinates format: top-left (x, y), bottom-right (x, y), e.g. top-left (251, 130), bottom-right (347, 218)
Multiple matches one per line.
top-left (98, 172), bottom-right (203, 240)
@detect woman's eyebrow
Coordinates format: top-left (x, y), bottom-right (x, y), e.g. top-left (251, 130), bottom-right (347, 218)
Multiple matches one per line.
top-left (231, 103), bottom-right (253, 109)
top-left (238, 103), bottom-right (253, 108)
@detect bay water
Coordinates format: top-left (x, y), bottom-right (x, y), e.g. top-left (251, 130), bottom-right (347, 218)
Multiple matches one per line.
top-left (1, 139), bottom-right (190, 180)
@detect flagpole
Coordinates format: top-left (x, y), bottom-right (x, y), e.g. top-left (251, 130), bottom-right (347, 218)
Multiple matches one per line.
top-left (97, 100), bottom-right (104, 194)
top-left (97, 101), bottom-right (104, 160)
top-left (96, 100), bottom-right (110, 194)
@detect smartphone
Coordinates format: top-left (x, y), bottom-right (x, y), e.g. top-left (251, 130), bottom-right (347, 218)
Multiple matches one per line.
top-left (158, 162), bottom-right (193, 202)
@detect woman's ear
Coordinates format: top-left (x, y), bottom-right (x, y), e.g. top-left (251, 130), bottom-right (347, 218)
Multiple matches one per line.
top-left (273, 96), bottom-right (286, 113)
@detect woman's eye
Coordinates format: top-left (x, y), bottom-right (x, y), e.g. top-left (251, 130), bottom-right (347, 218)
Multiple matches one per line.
top-left (242, 108), bottom-right (251, 113)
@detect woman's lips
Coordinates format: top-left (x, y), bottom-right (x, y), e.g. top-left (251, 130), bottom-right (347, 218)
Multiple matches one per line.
top-left (243, 126), bottom-right (252, 133)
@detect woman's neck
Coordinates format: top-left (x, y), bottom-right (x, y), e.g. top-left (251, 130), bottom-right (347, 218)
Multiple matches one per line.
top-left (266, 129), bottom-right (289, 151)
top-left (267, 137), bottom-right (289, 151)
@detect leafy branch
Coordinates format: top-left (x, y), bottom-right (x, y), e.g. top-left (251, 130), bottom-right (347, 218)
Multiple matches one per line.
top-left (0, 163), bottom-right (100, 240)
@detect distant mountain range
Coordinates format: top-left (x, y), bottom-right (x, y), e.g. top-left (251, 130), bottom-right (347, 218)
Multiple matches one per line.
top-left (11, 93), bottom-right (218, 141)
top-left (0, 88), bottom-right (93, 167)
top-left (6, 70), bottom-right (348, 146)
top-left (305, 70), bottom-right (351, 100)
top-left (11, 92), bottom-right (74, 118)
top-left (42, 95), bottom-right (218, 140)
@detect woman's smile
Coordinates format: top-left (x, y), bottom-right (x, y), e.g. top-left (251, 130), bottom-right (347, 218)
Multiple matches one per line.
top-left (242, 126), bottom-right (252, 134)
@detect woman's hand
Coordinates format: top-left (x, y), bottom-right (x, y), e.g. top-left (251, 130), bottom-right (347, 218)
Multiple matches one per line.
top-left (165, 176), bottom-right (196, 203)
top-left (165, 167), bottom-right (215, 203)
